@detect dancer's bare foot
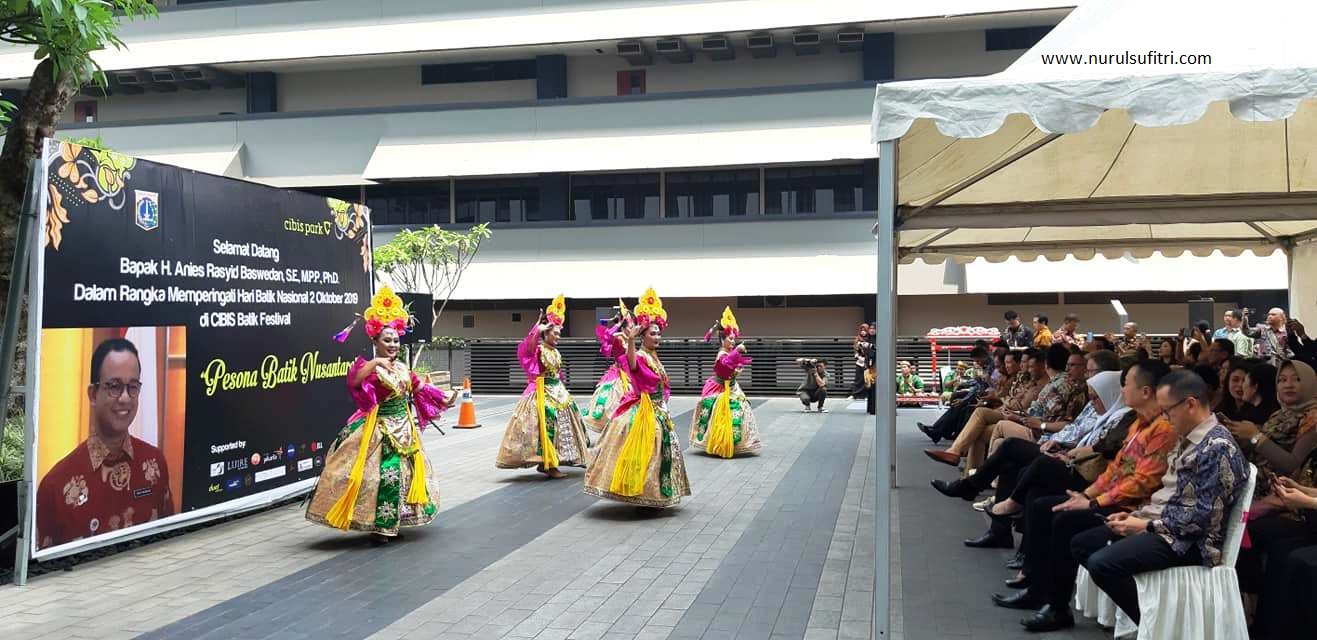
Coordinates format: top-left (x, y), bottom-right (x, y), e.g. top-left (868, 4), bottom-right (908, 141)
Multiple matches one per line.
top-left (540, 467), bottom-right (566, 479)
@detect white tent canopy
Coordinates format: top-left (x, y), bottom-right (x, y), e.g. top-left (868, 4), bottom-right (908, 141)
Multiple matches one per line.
top-left (866, 2), bottom-right (1317, 637)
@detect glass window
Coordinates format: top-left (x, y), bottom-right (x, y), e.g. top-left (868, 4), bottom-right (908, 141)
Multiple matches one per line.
top-left (570, 173), bottom-right (660, 221)
top-left (307, 182), bottom-right (450, 227)
top-left (765, 164), bottom-right (865, 215)
top-left (455, 178), bottom-right (541, 224)
top-left (664, 169), bottom-right (759, 218)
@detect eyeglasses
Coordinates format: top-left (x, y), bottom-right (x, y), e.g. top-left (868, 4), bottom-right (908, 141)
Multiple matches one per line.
top-left (96, 379), bottom-right (142, 398)
top-left (1158, 397), bottom-right (1189, 419)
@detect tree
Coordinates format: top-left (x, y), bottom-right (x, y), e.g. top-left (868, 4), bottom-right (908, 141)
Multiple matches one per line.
top-left (372, 223), bottom-right (492, 331)
top-left (0, 1), bottom-right (157, 315)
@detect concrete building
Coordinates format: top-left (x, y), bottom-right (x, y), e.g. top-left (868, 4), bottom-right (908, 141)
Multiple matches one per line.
top-left (0, 0), bottom-right (1287, 338)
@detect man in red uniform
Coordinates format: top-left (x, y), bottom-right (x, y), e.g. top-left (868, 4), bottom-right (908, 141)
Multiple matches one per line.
top-left (36, 337), bottom-right (174, 550)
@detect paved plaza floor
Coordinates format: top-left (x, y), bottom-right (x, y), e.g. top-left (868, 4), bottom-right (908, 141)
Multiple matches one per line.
top-left (0, 400), bottom-right (1115, 640)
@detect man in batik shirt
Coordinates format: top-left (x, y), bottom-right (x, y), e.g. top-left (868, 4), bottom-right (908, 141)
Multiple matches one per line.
top-left (36, 338), bottom-right (174, 550)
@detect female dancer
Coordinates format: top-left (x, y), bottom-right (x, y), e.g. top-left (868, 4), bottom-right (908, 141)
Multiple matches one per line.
top-left (583, 306), bottom-right (630, 442)
top-left (307, 286), bottom-right (452, 541)
top-left (689, 307), bottom-right (761, 458)
top-left (496, 295), bottom-right (592, 477)
top-left (584, 288), bottom-right (691, 507)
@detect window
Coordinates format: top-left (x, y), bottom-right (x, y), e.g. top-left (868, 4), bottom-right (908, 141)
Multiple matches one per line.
top-left (765, 165), bottom-right (865, 216)
top-left (462, 314), bottom-right (475, 329)
top-left (616, 70), bottom-right (646, 96)
top-left (73, 100), bottom-right (97, 123)
top-left (571, 173), bottom-right (660, 221)
top-left (664, 170), bottom-right (759, 218)
top-left (358, 182), bottom-right (450, 226)
top-left (455, 178), bottom-right (542, 224)
top-left (985, 26), bottom-right (1053, 51)
top-left (511, 312), bottom-right (522, 322)
top-left (422, 59), bottom-right (537, 84)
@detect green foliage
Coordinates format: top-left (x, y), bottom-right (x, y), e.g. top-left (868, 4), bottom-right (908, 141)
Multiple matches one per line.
top-left (1, 414), bottom-right (23, 482)
top-left (373, 224), bottom-right (492, 327)
top-left (1, 1), bottom-right (157, 82)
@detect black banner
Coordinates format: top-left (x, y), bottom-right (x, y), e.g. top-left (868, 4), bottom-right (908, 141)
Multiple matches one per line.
top-left (31, 140), bottom-right (372, 555)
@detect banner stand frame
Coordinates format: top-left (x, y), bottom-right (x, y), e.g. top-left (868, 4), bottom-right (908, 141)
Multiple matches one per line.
top-left (5, 154), bottom-right (43, 586)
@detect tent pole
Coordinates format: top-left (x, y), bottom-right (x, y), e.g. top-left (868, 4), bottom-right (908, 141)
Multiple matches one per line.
top-left (873, 138), bottom-right (899, 639)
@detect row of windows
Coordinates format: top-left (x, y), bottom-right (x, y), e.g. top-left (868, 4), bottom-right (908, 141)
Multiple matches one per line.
top-left (305, 163), bottom-right (872, 226)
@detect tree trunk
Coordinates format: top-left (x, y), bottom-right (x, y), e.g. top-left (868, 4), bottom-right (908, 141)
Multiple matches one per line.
top-left (0, 59), bottom-right (76, 409)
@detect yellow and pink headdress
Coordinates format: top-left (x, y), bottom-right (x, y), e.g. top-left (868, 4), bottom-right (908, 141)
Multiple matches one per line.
top-left (333, 285), bottom-right (412, 342)
top-left (634, 287), bottom-right (668, 331)
top-left (545, 294), bottom-right (567, 327)
top-left (704, 306), bottom-right (741, 342)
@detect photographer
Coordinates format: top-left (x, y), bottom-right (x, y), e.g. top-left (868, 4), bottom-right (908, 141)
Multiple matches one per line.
top-left (796, 357), bottom-right (829, 413)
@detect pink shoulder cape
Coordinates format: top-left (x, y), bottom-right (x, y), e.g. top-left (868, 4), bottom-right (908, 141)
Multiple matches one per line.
top-left (347, 357), bottom-right (453, 430)
top-left (701, 350), bottom-right (752, 397)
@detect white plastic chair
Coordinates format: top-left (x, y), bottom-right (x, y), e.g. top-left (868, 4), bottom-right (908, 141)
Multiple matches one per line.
top-left (1074, 463), bottom-right (1257, 639)
top-left (1130, 463), bottom-right (1256, 640)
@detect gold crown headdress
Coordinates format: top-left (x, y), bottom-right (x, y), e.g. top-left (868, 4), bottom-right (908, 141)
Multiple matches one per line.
top-left (545, 294), bottom-right (566, 326)
top-left (333, 285), bottom-right (412, 342)
top-left (704, 306), bottom-right (741, 342)
top-left (633, 287), bottom-right (667, 330)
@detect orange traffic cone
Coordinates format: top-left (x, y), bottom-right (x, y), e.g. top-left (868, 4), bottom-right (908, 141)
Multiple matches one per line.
top-left (455, 377), bottom-right (481, 429)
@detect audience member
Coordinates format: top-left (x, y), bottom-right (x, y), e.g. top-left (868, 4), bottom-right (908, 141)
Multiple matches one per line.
top-left (1216, 356), bottom-right (1254, 418)
top-left (1053, 314), bottom-right (1082, 347)
top-left (1216, 309), bottom-right (1256, 357)
top-left (1207, 338), bottom-right (1236, 368)
top-left (1287, 319), bottom-right (1317, 370)
top-left (1115, 323), bottom-right (1147, 360)
top-left (1223, 361), bottom-right (1317, 514)
top-left (1033, 315), bottom-right (1053, 348)
top-left (989, 361), bottom-right (1178, 627)
top-left (1065, 371), bottom-right (1247, 629)
top-left (918, 350), bottom-right (1040, 445)
top-left (1187, 341), bottom-right (1205, 366)
top-left (1157, 337), bottom-right (1185, 367)
top-left (925, 345), bottom-right (1085, 471)
top-left (1247, 308), bottom-right (1293, 364)
top-left (1004, 310), bottom-right (1034, 348)
top-left (1254, 476), bottom-right (1317, 637)
top-left (989, 350), bottom-right (1121, 452)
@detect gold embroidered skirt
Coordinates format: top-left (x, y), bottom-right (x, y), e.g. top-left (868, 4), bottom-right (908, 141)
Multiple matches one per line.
top-left (583, 395), bottom-right (691, 507)
top-left (495, 381), bottom-right (591, 469)
top-left (689, 380), bottom-right (762, 457)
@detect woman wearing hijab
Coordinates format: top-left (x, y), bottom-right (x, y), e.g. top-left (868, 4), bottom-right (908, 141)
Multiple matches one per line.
top-left (1231, 360), bottom-right (1317, 628)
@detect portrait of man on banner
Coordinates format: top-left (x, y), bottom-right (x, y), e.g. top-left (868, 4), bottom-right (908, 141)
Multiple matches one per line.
top-left (34, 326), bottom-right (186, 551)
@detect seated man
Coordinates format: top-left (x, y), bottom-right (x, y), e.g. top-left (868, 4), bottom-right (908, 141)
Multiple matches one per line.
top-left (36, 338), bottom-right (174, 550)
top-left (895, 360), bottom-right (924, 395)
top-left (795, 358), bottom-right (828, 413)
top-left (987, 361), bottom-right (1177, 625)
top-left (925, 344), bottom-right (1085, 472)
top-left (918, 350), bottom-right (1040, 444)
top-left (986, 350), bottom-right (1121, 453)
top-left (1068, 370), bottom-right (1248, 629)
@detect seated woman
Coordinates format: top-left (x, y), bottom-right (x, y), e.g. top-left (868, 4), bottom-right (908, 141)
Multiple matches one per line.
top-left (1257, 475), bottom-right (1317, 638)
top-left (984, 350), bottom-right (1120, 457)
top-left (1238, 363), bottom-right (1281, 425)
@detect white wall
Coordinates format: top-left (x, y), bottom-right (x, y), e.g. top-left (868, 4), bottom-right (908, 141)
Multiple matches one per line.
top-left (60, 88), bottom-right (246, 124)
top-left (279, 68), bottom-right (536, 113)
top-left (895, 29), bottom-right (1021, 79)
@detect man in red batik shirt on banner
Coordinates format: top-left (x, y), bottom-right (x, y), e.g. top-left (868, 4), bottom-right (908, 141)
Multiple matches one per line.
top-left (35, 338), bottom-right (174, 550)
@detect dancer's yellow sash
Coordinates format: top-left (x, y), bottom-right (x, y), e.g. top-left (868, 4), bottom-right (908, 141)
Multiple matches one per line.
top-left (536, 376), bottom-right (559, 470)
top-left (706, 380), bottom-right (735, 458)
top-left (325, 406), bottom-right (379, 529)
top-left (610, 393), bottom-right (656, 496)
top-left (404, 408), bottom-right (429, 504)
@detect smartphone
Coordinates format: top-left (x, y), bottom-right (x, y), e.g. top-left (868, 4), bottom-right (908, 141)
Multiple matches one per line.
top-left (1087, 331), bottom-right (1094, 342)
top-left (1215, 412), bottom-right (1228, 423)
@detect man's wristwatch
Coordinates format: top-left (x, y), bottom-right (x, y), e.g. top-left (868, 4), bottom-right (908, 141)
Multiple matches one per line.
top-left (1249, 433), bottom-right (1266, 448)
top-left (1145, 519), bottom-right (1156, 534)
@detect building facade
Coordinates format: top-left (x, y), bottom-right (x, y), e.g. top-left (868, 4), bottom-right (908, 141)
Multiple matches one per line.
top-left (0, 0), bottom-right (1287, 337)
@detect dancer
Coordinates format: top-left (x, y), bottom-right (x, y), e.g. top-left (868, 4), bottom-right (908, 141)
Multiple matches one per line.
top-left (584, 288), bottom-right (691, 507)
top-left (689, 307), bottom-right (762, 458)
top-left (306, 286), bottom-right (452, 541)
top-left (583, 304), bottom-right (630, 441)
top-left (496, 295), bottom-right (592, 477)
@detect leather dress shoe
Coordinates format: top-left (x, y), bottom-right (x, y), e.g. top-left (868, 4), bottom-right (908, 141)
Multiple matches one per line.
top-left (931, 478), bottom-right (978, 501)
top-left (964, 529), bottom-right (1014, 549)
top-left (992, 590), bottom-right (1044, 610)
top-left (1021, 604), bottom-right (1075, 632)
top-left (1005, 574), bottom-right (1030, 590)
top-left (1005, 550), bottom-right (1025, 571)
top-left (924, 449), bottom-right (962, 466)
top-left (917, 422), bottom-right (941, 443)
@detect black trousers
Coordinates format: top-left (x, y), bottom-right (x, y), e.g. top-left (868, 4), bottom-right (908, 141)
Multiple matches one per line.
top-left (1265, 544), bottom-right (1317, 637)
top-left (1007, 454), bottom-right (1089, 505)
top-left (851, 365), bottom-right (867, 396)
top-left (1240, 514), bottom-right (1317, 639)
top-left (929, 400), bottom-right (976, 441)
top-left (1024, 498), bottom-right (1120, 607)
top-left (866, 383), bottom-right (876, 415)
top-left (965, 436), bottom-right (1041, 495)
top-left (1072, 527), bottom-right (1201, 624)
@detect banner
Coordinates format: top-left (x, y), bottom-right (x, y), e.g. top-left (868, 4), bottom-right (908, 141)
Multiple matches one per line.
top-left (26, 139), bottom-right (372, 559)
